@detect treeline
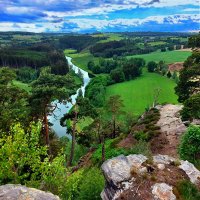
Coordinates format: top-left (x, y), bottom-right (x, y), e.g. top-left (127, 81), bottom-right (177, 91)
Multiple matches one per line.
top-left (0, 43), bottom-right (69, 76)
top-left (88, 57), bottom-right (145, 80)
top-left (90, 40), bottom-right (155, 58)
top-left (59, 35), bottom-right (103, 52)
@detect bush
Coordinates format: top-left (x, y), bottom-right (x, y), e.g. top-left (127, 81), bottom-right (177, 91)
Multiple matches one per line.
top-left (179, 125), bottom-right (200, 167)
top-left (92, 139), bottom-right (152, 165)
top-left (77, 168), bottom-right (105, 200)
top-left (63, 168), bottom-right (105, 200)
top-left (176, 180), bottom-right (200, 200)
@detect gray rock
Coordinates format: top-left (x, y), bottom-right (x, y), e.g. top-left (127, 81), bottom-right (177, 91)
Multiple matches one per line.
top-left (101, 154), bottom-right (147, 186)
top-left (153, 155), bottom-right (176, 165)
top-left (179, 160), bottom-right (200, 184)
top-left (152, 183), bottom-right (176, 200)
top-left (157, 104), bottom-right (186, 135)
top-left (101, 155), bottom-right (132, 185)
top-left (0, 184), bottom-right (60, 200)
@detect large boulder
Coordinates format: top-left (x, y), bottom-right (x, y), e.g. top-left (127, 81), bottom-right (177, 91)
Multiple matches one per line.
top-left (101, 154), bottom-right (200, 200)
top-left (101, 154), bottom-right (147, 185)
top-left (0, 184), bottom-right (60, 200)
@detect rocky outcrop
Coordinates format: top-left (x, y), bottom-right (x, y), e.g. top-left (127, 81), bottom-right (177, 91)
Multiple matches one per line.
top-left (101, 154), bottom-right (200, 200)
top-left (156, 104), bottom-right (186, 136)
top-left (151, 104), bottom-right (186, 157)
top-left (0, 184), bottom-right (60, 200)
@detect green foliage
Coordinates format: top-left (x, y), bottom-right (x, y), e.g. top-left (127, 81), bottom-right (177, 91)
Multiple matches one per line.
top-left (147, 61), bottom-right (158, 72)
top-left (110, 68), bottom-right (125, 83)
top-left (181, 94), bottom-right (200, 121)
top-left (65, 142), bottom-right (88, 166)
top-left (16, 67), bottom-right (38, 83)
top-left (85, 75), bottom-right (108, 107)
top-left (0, 122), bottom-right (70, 196)
top-left (175, 51), bottom-right (200, 102)
top-left (77, 168), bottom-right (105, 200)
top-left (64, 168), bottom-right (104, 200)
top-left (0, 122), bottom-right (46, 185)
top-left (176, 180), bottom-right (200, 200)
top-left (179, 125), bottom-right (200, 167)
top-left (0, 67), bottom-right (30, 132)
top-left (92, 139), bottom-right (151, 165)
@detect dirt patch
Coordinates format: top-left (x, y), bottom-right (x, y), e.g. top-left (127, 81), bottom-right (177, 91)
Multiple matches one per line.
top-left (117, 134), bottom-right (137, 149)
top-left (150, 132), bottom-right (180, 158)
top-left (168, 62), bottom-right (184, 72)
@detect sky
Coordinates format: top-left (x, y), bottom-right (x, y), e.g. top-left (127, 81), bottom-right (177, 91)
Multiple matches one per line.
top-left (0, 0), bottom-right (199, 33)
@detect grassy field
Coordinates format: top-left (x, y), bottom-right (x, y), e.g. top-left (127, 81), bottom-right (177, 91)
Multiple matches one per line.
top-left (97, 33), bottom-right (123, 43)
top-left (64, 49), bottom-right (99, 73)
top-left (148, 41), bottom-right (166, 46)
top-left (106, 69), bottom-right (178, 116)
top-left (127, 51), bottom-right (191, 64)
top-left (13, 80), bottom-right (31, 93)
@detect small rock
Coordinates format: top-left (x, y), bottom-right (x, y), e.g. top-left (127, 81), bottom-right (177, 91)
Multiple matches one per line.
top-left (179, 160), bottom-right (200, 185)
top-left (152, 183), bottom-right (176, 200)
top-left (157, 164), bottom-right (165, 170)
top-left (138, 167), bottom-right (148, 175)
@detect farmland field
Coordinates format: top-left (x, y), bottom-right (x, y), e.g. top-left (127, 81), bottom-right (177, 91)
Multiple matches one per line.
top-left (127, 51), bottom-right (191, 64)
top-left (106, 69), bottom-right (179, 116)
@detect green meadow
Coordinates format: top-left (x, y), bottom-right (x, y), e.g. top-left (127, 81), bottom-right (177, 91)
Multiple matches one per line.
top-left (64, 49), bottom-right (99, 73)
top-left (106, 69), bottom-right (179, 116)
top-left (127, 51), bottom-right (191, 64)
top-left (13, 80), bottom-right (31, 93)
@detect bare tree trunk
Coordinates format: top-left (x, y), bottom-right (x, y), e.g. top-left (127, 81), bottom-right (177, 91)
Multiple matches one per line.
top-left (44, 108), bottom-right (50, 146)
top-left (97, 122), bottom-right (102, 144)
top-left (102, 134), bottom-right (105, 163)
top-left (112, 115), bottom-right (116, 138)
top-left (67, 104), bottom-right (78, 167)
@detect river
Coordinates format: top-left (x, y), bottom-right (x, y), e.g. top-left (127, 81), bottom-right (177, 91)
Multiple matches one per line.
top-left (48, 56), bottom-right (91, 137)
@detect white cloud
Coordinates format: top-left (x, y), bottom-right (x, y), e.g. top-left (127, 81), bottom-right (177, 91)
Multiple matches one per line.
top-left (64, 14), bottom-right (200, 30)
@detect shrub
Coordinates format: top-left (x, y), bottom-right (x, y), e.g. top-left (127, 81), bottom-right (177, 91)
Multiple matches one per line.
top-left (77, 168), bottom-right (105, 200)
top-left (179, 125), bottom-right (200, 168)
top-left (176, 180), bottom-right (200, 200)
top-left (63, 168), bottom-right (105, 200)
top-left (92, 139), bottom-right (152, 165)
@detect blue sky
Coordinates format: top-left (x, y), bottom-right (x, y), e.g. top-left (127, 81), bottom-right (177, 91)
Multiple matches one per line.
top-left (0, 0), bottom-right (199, 32)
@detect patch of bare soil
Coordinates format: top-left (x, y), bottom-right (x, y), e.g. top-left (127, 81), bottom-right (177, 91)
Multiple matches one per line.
top-left (150, 132), bottom-right (179, 158)
top-left (117, 134), bottom-right (137, 149)
top-left (168, 62), bottom-right (184, 72)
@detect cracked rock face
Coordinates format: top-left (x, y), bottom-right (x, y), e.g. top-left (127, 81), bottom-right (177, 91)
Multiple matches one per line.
top-left (101, 154), bottom-right (200, 200)
top-left (0, 184), bottom-right (60, 200)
